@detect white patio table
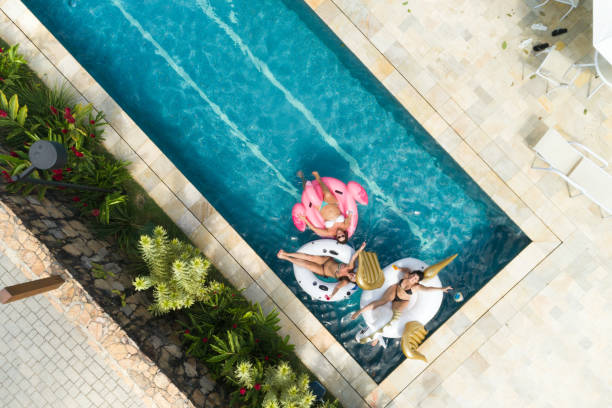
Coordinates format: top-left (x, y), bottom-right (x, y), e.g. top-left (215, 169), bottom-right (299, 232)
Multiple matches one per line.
top-left (591, 0), bottom-right (612, 94)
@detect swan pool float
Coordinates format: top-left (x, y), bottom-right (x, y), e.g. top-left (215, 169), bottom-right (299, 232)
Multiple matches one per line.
top-left (291, 177), bottom-right (368, 238)
top-left (356, 254), bottom-right (457, 361)
top-left (292, 239), bottom-right (359, 302)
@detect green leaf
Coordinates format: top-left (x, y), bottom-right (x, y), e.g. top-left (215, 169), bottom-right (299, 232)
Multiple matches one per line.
top-left (8, 94), bottom-right (19, 119)
top-left (583, 108), bottom-right (587, 115)
top-left (501, 41), bottom-right (507, 50)
top-left (0, 91), bottom-right (7, 110)
top-left (16, 105), bottom-right (27, 126)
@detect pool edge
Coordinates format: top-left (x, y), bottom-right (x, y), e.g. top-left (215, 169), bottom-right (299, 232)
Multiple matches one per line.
top-left (0, 1), bottom-right (560, 407)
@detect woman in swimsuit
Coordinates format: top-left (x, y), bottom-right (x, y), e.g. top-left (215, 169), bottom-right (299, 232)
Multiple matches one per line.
top-left (278, 242), bottom-right (366, 300)
top-left (297, 171), bottom-right (352, 244)
top-left (351, 271), bottom-right (452, 346)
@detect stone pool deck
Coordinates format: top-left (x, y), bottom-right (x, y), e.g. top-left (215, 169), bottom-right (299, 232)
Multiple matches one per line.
top-left (1, 0), bottom-right (611, 407)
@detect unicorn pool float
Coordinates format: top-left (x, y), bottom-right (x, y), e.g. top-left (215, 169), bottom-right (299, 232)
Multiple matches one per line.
top-left (353, 252), bottom-right (457, 361)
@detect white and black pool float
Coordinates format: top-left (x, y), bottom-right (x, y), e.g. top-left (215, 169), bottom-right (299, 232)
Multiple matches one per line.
top-left (293, 239), bottom-right (358, 302)
top-left (355, 255), bottom-right (456, 361)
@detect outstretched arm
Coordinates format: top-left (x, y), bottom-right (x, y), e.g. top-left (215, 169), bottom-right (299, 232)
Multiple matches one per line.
top-left (343, 212), bottom-right (353, 229)
top-left (416, 284), bottom-right (453, 293)
top-left (329, 279), bottom-right (349, 300)
top-left (299, 215), bottom-right (329, 236)
top-left (347, 241), bottom-right (366, 269)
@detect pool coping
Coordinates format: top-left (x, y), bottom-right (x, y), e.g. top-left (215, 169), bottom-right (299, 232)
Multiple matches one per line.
top-left (0, 1), bottom-right (560, 407)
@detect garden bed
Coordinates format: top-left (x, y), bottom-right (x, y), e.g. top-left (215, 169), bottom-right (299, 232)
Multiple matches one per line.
top-left (0, 39), bottom-right (341, 408)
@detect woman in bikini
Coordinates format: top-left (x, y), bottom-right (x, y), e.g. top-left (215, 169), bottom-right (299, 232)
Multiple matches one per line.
top-left (297, 171), bottom-right (352, 244)
top-left (351, 271), bottom-right (452, 346)
top-left (278, 242), bottom-right (366, 300)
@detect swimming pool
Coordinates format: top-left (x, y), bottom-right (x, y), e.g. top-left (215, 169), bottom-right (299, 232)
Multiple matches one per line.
top-left (23, 0), bottom-right (530, 382)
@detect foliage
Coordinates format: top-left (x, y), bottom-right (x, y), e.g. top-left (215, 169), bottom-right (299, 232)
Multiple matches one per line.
top-left (179, 285), bottom-right (294, 378)
top-left (133, 226), bottom-right (212, 315)
top-left (0, 44), bottom-right (30, 92)
top-left (225, 360), bottom-right (322, 408)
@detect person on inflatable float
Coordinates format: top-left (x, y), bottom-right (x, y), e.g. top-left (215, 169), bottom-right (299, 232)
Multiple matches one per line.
top-left (278, 242), bottom-right (367, 300)
top-left (297, 171), bottom-right (352, 244)
top-left (351, 270), bottom-right (452, 346)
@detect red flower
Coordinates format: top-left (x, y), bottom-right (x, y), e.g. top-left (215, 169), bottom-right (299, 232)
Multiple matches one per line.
top-left (1, 170), bottom-right (7, 175)
top-left (231, 293), bottom-right (235, 297)
top-left (72, 196), bottom-right (80, 202)
top-left (52, 169), bottom-right (63, 175)
top-left (90, 133), bottom-right (95, 138)
top-left (184, 329), bottom-right (190, 334)
top-left (0, 110), bottom-right (7, 118)
top-left (232, 324), bottom-right (237, 329)
top-left (239, 388), bottom-right (246, 395)
top-left (52, 174), bottom-right (63, 181)
top-left (0, 48), bottom-right (3, 53)
top-left (82, 202), bottom-right (88, 207)
top-left (65, 116), bottom-right (75, 124)
top-left (89, 120), bottom-right (95, 124)
top-left (9, 151), bottom-right (17, 157)
top-left (202, 337), bottom-right (208, 343)
top-left (254, 383), bottom-right (261, 391)
top-left (50, 106), bottom-right (58, 115)
top-left (57, 186), bottom-right (66, 190)
top-left (74, 150), bottom-right (84, 158)
top-left (65, 167), bottom-right (72, 172)
top-left (264, 356), bottom-right (269, 361)
top-left (0, 77), bottom-right (4, 82)
top-left (91, 209), bottom-right (100, 217)
top-left (61, 129), bottom-right (68, 134)
top-left (255, 339), bottom-right (260, 343)
top-left (64, 107), bottom-right (71, 115)
top-left (277, 354), bottom-right (281, 358)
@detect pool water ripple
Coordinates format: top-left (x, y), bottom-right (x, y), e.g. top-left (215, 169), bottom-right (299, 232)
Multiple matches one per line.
top-left (25, 0), bottom-right (530, 382)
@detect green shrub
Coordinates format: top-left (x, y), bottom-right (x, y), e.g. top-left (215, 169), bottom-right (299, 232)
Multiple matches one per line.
top-left (133, 226), bottom-right (212, 314)
top-left (226, 360), bottom-right (340, 408)
top-left (0, 44), bottom-right (30, 93)
top-left (180, 289), bottom-right (294, 377)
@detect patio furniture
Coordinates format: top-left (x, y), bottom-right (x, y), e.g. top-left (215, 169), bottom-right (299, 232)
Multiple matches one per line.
top-left (574, 51), bottom-right (612, 98)
top-left (531, 47), bottom-right (581, 95)
top-left (594, 0), bottom-right (612, 63)
top-left (575, 0), bottom-right (612, 98)
top-left (533, 0), bottom-right (579, 21)
top-left (531, 128), bottom-right (612, 217)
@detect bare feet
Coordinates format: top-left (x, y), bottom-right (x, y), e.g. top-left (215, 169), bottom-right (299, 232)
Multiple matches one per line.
top-left (312, 171), bottom-right (320, 179)
top-left (297, 170), bottom-right (306, 189)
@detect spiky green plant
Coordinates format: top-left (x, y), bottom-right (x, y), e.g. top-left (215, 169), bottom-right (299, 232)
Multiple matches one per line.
top-left (228, 360), bottom-right (317, 408)
top-left (133, 226), bottom-right (211, 314)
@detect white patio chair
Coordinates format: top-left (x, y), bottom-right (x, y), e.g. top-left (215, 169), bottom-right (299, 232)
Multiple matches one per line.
top-left (534, 0), bottom-right (579, 21)
top-left (531, 128), bottom-right (611, 217)
top-left (531, 48), bottom-right (581, 95)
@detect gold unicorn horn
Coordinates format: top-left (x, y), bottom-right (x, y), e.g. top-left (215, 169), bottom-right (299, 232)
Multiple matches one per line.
top-left (423, 254), bottom-right (457, 280)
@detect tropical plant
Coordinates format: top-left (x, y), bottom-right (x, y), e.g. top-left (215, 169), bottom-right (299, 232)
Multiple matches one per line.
top-left (179, 287), bottom-right (294, 378)
top-left (133, 226), bottom-right (212, 314)
top-left (226, 360), bottom-right (318, 408)
top-left (0, 44), bottom-right (29, 92)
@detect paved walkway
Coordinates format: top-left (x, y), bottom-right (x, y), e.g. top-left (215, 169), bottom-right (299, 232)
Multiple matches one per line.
top-left (0, 252), bottom-right (147, 408)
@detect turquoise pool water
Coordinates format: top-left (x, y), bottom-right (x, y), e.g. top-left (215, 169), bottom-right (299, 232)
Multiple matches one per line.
top-left (24, 0), bottom-right (530, 382)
